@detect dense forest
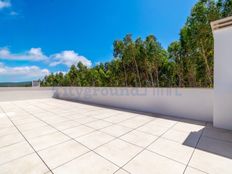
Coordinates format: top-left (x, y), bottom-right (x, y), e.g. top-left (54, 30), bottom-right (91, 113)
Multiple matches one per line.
top-left (41, 0), bottom-right (232, 88)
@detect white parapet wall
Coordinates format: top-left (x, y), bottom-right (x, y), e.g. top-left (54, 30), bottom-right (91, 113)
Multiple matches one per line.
top-left (54, 87), bottom-right (213, 122)
top-left (212, 16), bottom-right (232, 130)
top-left (0, 87), bottom-right (56, 101)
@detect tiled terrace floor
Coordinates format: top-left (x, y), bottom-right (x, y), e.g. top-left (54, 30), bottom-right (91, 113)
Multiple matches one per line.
top-left (0, 99), bottom-right (232, 174)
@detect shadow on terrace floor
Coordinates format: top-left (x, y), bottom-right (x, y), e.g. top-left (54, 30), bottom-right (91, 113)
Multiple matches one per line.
top-left (59, 98), bottom-right (232, 160)
top-left (183, 123), bottom-right (232, 160)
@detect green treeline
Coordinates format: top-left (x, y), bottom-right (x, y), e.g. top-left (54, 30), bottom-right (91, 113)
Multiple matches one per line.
top-left (41, 0), bottom-right (232, 88)
top-left (0, 82), bottom-right (32, 87)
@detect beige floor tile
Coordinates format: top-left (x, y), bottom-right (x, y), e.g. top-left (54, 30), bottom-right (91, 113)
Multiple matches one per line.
top-left (0, 118), bottom-right (14, 129)
top-left (63, 125), bottom-right (95, 138)
top-left (82, 110), bottom-right (99, 117)
top-left (114, 169), bottom-right (130, 174)
top-left (101, 125), bottom-right (132, 137)
top-left (0, 141), bottom-right (34, 165)
top-left (148, 138), bottom-right (194, 164)
top-left (62, 113), bottom-right (85, 119)
top-left (12, 117), bottom-right (39, 126)
top-left (137, 122), bottom-right (169, 136)
top-left (124, 150), bottom-right (185, 174)
top-left (29, 132), bottom-right (70, 151)
top-left (0, 123), bottom-right (13, 130)
top-left (33, 113), bottom-right (56, 119)
top-left (52, 120), bottom-right (80, 130)
top-left (17, 121), bottom-right (47, 131)
top-left (77, 131), bottom-right (114, 149)
top-left (0, 132), bottom-right (24, 148)
top-left (189, 149), bottom-right (232, 174)
top-left (74, 117), bottom-right (97, 124)
top-left (36, 117), bottom-right (56, 123)
top-left (38, 140), bottom-right (89, 169)
top-left (85, 120), bottom-right (112, 129)
top-left (184, 167), bottom-right (207, 174)
top-left (45, 117), bottom-right (69, 125)
top-left (104, 115), bottom-right (132, 123)
top-left (45, 172), bottom-right (53, 174)
top-left (92, 112), bottom-right (114, 119)
top-left (10, 116), bottom-right (34, 122)
top-left (53, 151), bottom-right (118, 174)
top-left (22, 125), bottom-right (57, 139)
top-left (0, 153), bottom-right (49, 174)
top-left (120, 130), bottom-right (158, 148)
top-left (162, 129), bottom-right (201, 147)
top-left (119, 116), bottom-right (151, 129)
top-left (1, 99), bottom-right (231, 174)
top-left (172, 122), bottom-right (205, 133)
top-left (0, 126), bottom-right (18, 137)
top-left (150, 118), bottom-right (177, 128)
top-left (9, 112), bottom-right (32, 118)
top-left (95, 139), bottom-right (142, 167)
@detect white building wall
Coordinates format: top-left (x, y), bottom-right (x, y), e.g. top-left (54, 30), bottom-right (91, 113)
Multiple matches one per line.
top-left (0, 87), bottom-right (213, 122)
top-left (0, 87), bottom-right (55, 101)
top-left (55, 87), bottom-right (213, 122)
top-left (213, 26), bottom-right (232, 130)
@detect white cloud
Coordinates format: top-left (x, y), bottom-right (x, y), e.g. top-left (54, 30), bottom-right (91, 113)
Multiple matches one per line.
top-left (9, 11), bottom-right (18, 16)
top-left (50, 50), bottom-right (92, 67)
top-left (0, 0), bottom-right (11, 9)
top-left (0, 48), bottom-right (92, 67)
top-left (0, 48), bottom-right (48, 61)
top-left (0, 63), bottom-right (49, 81)
top-left (53, 71), bottom-right (67, 75)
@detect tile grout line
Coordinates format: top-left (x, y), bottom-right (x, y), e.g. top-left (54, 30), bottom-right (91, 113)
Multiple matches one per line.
top-left (182, 122), bottom-right (207, 174)
top-left (0, 139), bottom-right (26, 150)
top-left (49, 112), bottom-right (156, 172)
top-left (0, 151), bottom-right (35, 167)
top-left (115, 136), bottom-right (193, 167)
top-left (34, 98), bottom-right (157, 117)
top-left (0, 104), bottom-right (54, 174)
top-left (28, 99), bottom-right (156, 123)
top-left (14, 100), bottom-right (183, 170)
top-left (26, 101), bottom-right (138, 132)
top-left (15, 108), bottom-right (126, 143)
top-left (3, 110), bottom-right (126, 152)
top-left (24, 101), bottom-right (154, 140)
top-left (10, 100), bottom-right (209, 174)
top-left (3, 101), bottom-right (205, 144)
top-left (14, 102), bottom-right (113, 130)
top-left (185, 166), bottom-right (209, 174)
top-left (28, 99), bottom-right (196, 139)
top-left (13, 101), bottom-right (124, 171)
top-left (15, 100), bottom-right (161, 172)
top-left (113, 121), bottom-right (180, 174)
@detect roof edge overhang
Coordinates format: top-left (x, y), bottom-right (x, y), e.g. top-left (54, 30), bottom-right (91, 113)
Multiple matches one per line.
top-left (211, 16), bottom-right (232, 31)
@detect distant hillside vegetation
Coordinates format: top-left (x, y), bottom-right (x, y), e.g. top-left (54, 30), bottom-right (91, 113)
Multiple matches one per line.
top-left (0, 82), bottom-right (32, 87)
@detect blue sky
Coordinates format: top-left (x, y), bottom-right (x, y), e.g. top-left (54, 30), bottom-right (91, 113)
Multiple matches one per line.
top-left (0, 0), bottom-right (197, 82)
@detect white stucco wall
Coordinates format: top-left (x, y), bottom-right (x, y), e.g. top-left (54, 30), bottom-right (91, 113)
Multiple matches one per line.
top-left (54, 87), bottom-right (213, 122)
top-left (213, 26), bottom-right (232, 130)
top-left (0, 87), bottom-right (55, 101)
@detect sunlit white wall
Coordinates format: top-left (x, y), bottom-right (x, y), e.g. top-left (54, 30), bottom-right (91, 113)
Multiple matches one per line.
top-left (55, 87), bottom-right (213, 122)
top-left (213, 26), bottom-right (232, 130)
top-left (0, 87), bottom-right (55, 101)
